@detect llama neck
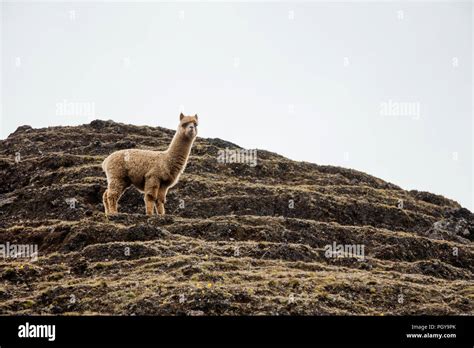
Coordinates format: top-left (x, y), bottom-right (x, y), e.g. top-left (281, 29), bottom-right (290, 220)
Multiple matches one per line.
top-left (165, 132), bottom-right (194, 177)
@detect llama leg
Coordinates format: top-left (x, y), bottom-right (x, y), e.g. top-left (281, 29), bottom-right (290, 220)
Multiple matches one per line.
top-left (156, 186), bottom-right (168, 215)
top-left (103, 190), bottom-right (110, 215)
top-left (145, 195), bottom-right (155, 215)
top-left (107, 179), bottom-right (127, 215)
top-left (156, 202), bottom-right (165, 215)
top-left (144, 179), bottom-right (159, 216)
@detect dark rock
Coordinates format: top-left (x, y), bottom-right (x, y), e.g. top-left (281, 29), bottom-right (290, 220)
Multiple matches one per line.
top-left (0, 120), bottom-right (471, 316)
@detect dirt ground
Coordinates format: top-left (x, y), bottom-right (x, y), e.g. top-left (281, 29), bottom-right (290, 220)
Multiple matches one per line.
top-left (0, 120), bottom-right (472, 315)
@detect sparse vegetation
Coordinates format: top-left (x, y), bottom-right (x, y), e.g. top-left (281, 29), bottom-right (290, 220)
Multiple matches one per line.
top-left (0, 120), bottom-right (472, 315)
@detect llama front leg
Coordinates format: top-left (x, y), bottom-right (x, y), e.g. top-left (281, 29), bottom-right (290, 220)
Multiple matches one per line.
top-left (144, 179), bottom-right (160, 216)
top-left (145, 194), bottom-right (156, 215)
top-left (156, 186), bottom-right (168, 215)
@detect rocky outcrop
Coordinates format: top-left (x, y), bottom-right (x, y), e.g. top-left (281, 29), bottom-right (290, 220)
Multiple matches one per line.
top-left (0, 120), bottom-right (472, 315)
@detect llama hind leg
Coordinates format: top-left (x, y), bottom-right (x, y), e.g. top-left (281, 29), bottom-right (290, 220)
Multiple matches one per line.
top-left (107, 179), bottom-right (127, 215)
top-left (103, 190), bottom-right (110, 215)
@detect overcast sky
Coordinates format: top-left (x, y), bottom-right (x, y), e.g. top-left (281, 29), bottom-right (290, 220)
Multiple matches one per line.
top-left (1, 1), bottom-right (472, 210)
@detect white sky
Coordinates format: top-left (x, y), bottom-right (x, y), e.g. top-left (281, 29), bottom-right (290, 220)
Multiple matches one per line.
top-left (1, 1), bottom-right (473, 210)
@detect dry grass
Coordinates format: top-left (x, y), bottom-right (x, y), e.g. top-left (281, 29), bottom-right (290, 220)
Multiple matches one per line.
top-left (0, 120), bottom-right (472, 315)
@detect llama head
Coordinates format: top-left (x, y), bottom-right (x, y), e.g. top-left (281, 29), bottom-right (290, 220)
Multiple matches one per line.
top-left (178, 113), bottom-right (199, 140)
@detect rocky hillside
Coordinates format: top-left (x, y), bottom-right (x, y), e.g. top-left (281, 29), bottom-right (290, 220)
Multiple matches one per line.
top-left (0, 120), bottom-right (472, 315)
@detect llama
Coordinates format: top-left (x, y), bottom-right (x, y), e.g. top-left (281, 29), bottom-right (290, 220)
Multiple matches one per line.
top-left (102, 113), bottom-right (198, 215)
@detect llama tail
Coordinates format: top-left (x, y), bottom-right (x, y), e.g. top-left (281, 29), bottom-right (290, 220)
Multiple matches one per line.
top-left (101, 156), bottom-right (109, 172)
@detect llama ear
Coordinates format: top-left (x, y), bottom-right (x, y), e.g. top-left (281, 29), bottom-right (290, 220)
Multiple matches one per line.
top-left (194, 114), bottom-right (198, 119)
top-left (180, 113), bottom-right (184, 120)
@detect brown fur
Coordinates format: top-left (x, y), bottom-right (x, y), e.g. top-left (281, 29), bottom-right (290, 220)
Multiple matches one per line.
top-left (102, 113), bottom-right (198, 215)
